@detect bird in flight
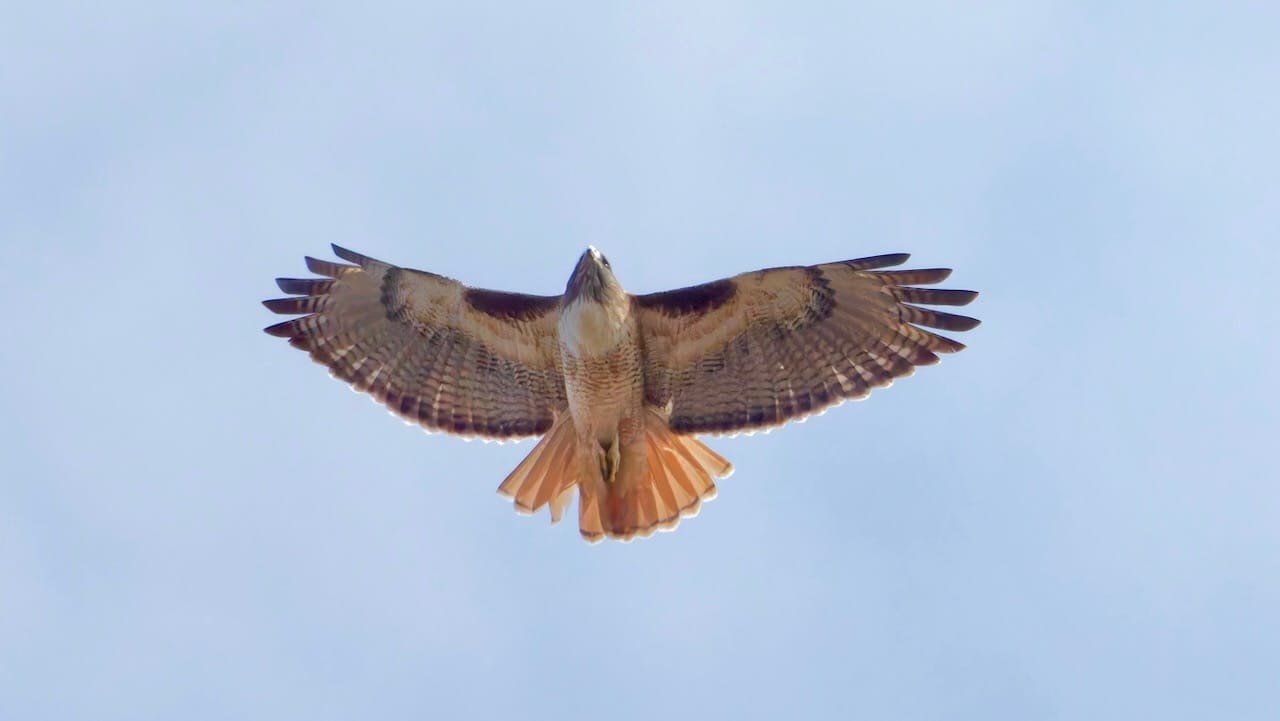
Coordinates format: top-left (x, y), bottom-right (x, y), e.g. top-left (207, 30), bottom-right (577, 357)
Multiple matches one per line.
top-left (264, 245), bottom-right (979, 542)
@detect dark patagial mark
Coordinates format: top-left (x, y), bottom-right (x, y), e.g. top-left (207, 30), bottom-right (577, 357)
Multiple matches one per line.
top-left (465, 288), bottom-right (561, 321)
top-left (633, 279), bottom-right (737, 318)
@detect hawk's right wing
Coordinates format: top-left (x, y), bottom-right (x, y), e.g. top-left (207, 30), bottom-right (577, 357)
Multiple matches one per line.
top-left (264, 245), bottom-right (567, 439)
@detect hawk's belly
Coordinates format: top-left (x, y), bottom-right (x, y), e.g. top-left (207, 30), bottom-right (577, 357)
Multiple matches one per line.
top-left (560, 347), bottom-right (644, 434)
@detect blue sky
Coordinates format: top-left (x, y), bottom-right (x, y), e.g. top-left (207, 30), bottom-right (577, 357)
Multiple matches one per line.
top-left (2, 2), bottom-right (1277, 719)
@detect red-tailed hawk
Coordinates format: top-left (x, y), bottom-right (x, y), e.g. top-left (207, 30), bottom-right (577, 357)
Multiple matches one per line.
top-left (264, 246), bottom-right (979, 542)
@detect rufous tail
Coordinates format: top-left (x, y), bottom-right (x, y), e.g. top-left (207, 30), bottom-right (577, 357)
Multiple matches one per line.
top-left (496, 408), bottom-right (733, 543)
top-left (496, 414), bottom-right (580, 527)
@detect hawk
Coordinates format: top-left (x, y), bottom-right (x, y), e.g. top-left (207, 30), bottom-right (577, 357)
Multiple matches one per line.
top-left (264, 246), bottom-right (979, 542)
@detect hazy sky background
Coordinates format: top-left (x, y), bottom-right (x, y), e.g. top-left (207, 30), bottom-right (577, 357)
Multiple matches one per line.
top-left (2, 3), bottom-right (1277, 719)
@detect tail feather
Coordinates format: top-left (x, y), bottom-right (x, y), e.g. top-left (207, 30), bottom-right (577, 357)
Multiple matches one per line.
top-left (496, 408), bottom-right (734, 543)
top-left (646, 431), bottom-right (700, 511)
top-left (652, 431), bottom-right (716, 509)
top-left (645, 439), bottom-right (681, 515)
top-left (497, 414), bottom-right (577, 518)
top-left (634, 483), bottom-right (660, 533)
top-left (675, 436), bottom-right (726, 503)
top-left (549, 485), bottom-right (575, 524)
top-left (531, 428), bottom-right (576, 512)
top-left (578, 484), bottom-right (605, 542)
top-left (591, 408), bottom-right (732, 542)
top-left (677, 438), bottom-right (733, 480)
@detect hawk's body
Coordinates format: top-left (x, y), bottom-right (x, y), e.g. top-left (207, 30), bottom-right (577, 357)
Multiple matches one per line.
top-left (264, 245), bottom-right (979, 542)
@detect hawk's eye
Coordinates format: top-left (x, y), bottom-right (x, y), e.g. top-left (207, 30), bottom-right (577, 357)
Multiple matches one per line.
top-left (601, 256), bottom-right (611, 269)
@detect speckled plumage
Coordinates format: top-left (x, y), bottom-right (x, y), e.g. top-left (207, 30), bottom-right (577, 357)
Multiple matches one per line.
top-left (264, 244), bottom-right (979, 542)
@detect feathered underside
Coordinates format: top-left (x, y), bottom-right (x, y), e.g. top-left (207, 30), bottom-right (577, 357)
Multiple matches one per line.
top-left (265, 246), bottom-right (979, 439)
top-left (264, 246), bottom-right (979, 542)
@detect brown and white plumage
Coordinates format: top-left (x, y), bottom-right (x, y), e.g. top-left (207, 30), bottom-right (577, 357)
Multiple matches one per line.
top-left (264, 245), bottom-right (979, 542)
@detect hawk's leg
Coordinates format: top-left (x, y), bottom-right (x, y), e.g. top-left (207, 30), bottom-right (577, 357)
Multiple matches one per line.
top-left (598, 436), bottom-right (621, 483)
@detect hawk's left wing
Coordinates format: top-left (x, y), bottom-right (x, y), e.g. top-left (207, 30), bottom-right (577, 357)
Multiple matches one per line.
top-left (264, 245), bottom-right (567, 439)
top-left (633, 254), bottom-right (979, 436)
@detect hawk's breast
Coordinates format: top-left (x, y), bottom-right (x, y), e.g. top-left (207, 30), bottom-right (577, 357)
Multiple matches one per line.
top-left (558, 296), bottom-right (645, 432)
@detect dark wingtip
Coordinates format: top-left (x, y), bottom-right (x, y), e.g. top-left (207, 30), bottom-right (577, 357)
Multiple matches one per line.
top-left (262, 297), bottom-right (309, 315)
top-left (945, 314), bottom-right (982, 331)
top-left (893, 287), bottom-right (979, 306)
top-left (331, 244), bottom-right (368, 266)
top-left (846, 253), bottom-right (911, 270)
top-left (263, 319), bottom-right (296, 337)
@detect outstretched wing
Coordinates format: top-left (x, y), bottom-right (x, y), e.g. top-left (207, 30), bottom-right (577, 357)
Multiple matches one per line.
top-left (264, 245), bottom-right (567, 439)
top-left (634, 254), bottom-right (979, 435)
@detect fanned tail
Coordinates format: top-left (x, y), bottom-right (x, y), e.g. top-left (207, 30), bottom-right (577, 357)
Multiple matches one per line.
top-left (496, 409), bottom-right (733, 543)
top-left (579, 408), bottom-right (733, 543)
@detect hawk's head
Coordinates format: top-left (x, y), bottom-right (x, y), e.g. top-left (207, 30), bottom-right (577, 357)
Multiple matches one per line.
top-left (564, 246), bottom-right (621, 305)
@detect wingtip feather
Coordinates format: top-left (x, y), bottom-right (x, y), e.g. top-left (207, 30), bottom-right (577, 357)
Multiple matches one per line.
top-left (846, 253), bottom-right (911, 270)
top-left (331, 244), bottom-right (369, 266)
top-left (263, 318), bottom-right (300, 337)
top-left (304, 256), bottom-right (349, 278)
